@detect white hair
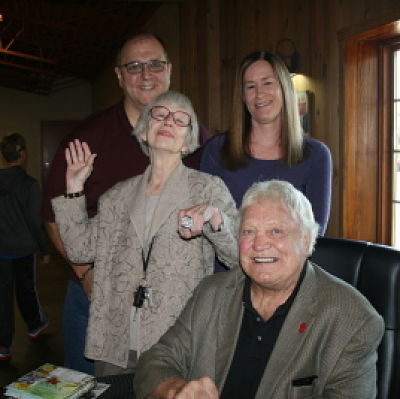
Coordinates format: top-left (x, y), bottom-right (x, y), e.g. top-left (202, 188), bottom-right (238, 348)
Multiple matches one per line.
top-left (240, 180), bottom-right (319, 254)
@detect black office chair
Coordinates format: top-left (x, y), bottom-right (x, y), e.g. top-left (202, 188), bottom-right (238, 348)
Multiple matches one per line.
top-left (311, 237), bottom-right (400, 399)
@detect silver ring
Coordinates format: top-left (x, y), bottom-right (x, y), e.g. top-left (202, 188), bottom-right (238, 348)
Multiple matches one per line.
top-left (180, 215), bottom-right (193, 229)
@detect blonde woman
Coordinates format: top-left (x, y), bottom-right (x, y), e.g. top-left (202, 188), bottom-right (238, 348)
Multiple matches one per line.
top-left (201, 51), bottom-right (332, 235)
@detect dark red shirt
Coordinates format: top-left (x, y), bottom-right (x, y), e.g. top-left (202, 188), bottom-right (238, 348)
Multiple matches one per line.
top-left (41, 100), bottom-right (210, 222)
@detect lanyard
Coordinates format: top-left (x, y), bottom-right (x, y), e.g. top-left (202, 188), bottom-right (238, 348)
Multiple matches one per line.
top-left (133, 237), bottom-right (155, 309)
top-left (141, 236), bottom-right (155, 279)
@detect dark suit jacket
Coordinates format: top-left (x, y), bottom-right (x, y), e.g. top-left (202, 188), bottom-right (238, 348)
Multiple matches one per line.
top-left (134, 261), bottom-right (384, 399)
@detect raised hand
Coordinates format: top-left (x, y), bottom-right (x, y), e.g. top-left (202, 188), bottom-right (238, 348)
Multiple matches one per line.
top-left (65, 139), bottom-right (97, 193)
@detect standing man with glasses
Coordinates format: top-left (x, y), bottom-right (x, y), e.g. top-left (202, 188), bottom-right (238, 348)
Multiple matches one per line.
top-left (41, 32), bottom-right (210, 374)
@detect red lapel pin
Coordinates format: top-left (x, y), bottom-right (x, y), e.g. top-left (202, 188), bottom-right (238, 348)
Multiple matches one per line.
top-left (298, 322), bottom-right (308, 333)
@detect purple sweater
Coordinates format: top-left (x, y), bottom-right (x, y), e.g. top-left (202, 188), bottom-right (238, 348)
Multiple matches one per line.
top-left (200, 133), bottom-right (332, 235)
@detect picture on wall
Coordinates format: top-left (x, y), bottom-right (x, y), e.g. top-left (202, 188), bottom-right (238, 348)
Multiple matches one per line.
top-left (296, 90), bottom-right (312, 135)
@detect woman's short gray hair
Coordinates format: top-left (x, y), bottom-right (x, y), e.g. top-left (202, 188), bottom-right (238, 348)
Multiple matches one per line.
top-left (133, 90), bottom-right (199, 157)
top-left (240, 180), bottom-right (319, 254)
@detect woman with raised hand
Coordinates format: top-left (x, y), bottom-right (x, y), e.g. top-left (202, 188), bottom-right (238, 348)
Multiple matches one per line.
top-left (52, 91), bottom-right (238, 376)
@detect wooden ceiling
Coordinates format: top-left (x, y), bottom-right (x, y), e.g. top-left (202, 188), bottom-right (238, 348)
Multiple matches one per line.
top-left (0, 1), bottom-right (164, 95)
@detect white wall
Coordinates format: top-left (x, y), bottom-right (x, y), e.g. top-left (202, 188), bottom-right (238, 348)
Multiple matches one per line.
top-left (0, 83), bottom-right (92, 182)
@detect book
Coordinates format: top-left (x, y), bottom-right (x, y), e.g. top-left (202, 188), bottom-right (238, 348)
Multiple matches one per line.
top-left (5, 363), bottom-right (96, 399)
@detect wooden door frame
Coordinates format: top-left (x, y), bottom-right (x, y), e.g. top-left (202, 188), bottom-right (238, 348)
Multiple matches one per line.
top-left (341, 21), bottom-right (400, 243)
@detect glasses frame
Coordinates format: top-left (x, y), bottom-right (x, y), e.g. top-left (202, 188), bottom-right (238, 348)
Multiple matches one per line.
top-left (150, 105), bottom-right (192, 128)
top-left (118, 60), bottom-right (169, 75)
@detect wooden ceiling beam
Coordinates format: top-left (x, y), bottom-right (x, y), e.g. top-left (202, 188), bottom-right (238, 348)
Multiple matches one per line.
top-left (0, 1), bottom-right (161, 94)
top-left (0, 48), bottom-right (58, 64)
top-left (1, 6), bottom-right (137, 37)
top-left (0, 59), bottom-right (56, 75)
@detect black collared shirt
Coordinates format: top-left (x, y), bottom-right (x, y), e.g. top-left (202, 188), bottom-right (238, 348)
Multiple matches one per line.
top-left (220, 266), bottom-right (306, 399)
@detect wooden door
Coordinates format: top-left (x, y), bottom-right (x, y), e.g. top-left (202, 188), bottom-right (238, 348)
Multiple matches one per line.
top-left (41, 120), bottom-right (80, 185)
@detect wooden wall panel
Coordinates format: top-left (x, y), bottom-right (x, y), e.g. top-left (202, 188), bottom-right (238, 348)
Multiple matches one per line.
top-left (219, 0), bottom-right (237, 133)
top-left (178, 0), bottom-right (222, 133)
top-left (96, 0), bottom-right (399, 239)
top-left (205, 1), bottom-right (222, 133)
top-left (174, 0), bottom-right (400, 240)
top-left (179, 0), bottom-right (205, 118)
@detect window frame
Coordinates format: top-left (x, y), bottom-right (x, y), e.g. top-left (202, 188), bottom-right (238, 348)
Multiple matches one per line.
top-left (342, 23), bottom-right (400, 243)
top-left (387, 44), bottom-right (400, 246)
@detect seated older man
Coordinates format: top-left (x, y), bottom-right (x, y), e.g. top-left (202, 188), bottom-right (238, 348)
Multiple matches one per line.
top-left (134, 180), bottom-right (384, 399)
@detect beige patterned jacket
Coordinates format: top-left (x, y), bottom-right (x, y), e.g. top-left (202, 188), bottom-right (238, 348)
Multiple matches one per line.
top-left (52, 163), bottom-right (238, 367)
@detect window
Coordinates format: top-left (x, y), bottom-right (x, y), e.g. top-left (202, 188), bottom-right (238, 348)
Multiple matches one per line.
top-left (342, 22), bottom-right (400, 244)
top-left (392, 49), bottom-right (400, 248)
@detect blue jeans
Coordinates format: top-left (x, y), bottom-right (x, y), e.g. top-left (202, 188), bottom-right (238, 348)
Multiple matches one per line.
top-left (63, 280), bottom-right (94, 374)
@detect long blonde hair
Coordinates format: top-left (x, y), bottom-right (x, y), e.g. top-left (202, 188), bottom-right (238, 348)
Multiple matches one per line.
top-left (222, 51), bottom-right (304, 170)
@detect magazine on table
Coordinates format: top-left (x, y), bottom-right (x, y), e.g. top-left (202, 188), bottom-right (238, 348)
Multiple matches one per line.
top-left (5, 363), bottom-right (108, 399)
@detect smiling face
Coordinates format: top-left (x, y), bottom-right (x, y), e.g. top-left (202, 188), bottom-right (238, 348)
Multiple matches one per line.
top-left (239, 199), bottom-right (309, 292)
top-left (242, 60), bottom-right (283, 127)
top-left (115, 36), bottom-right (171, 114)
top-left (141, 101), bottom-right (190, 157)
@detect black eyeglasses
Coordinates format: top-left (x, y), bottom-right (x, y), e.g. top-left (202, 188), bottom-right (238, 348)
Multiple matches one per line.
top-left (119, 60), bottom-right (168, 75)
top-left (150, 106), bottom-right (191, 127)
